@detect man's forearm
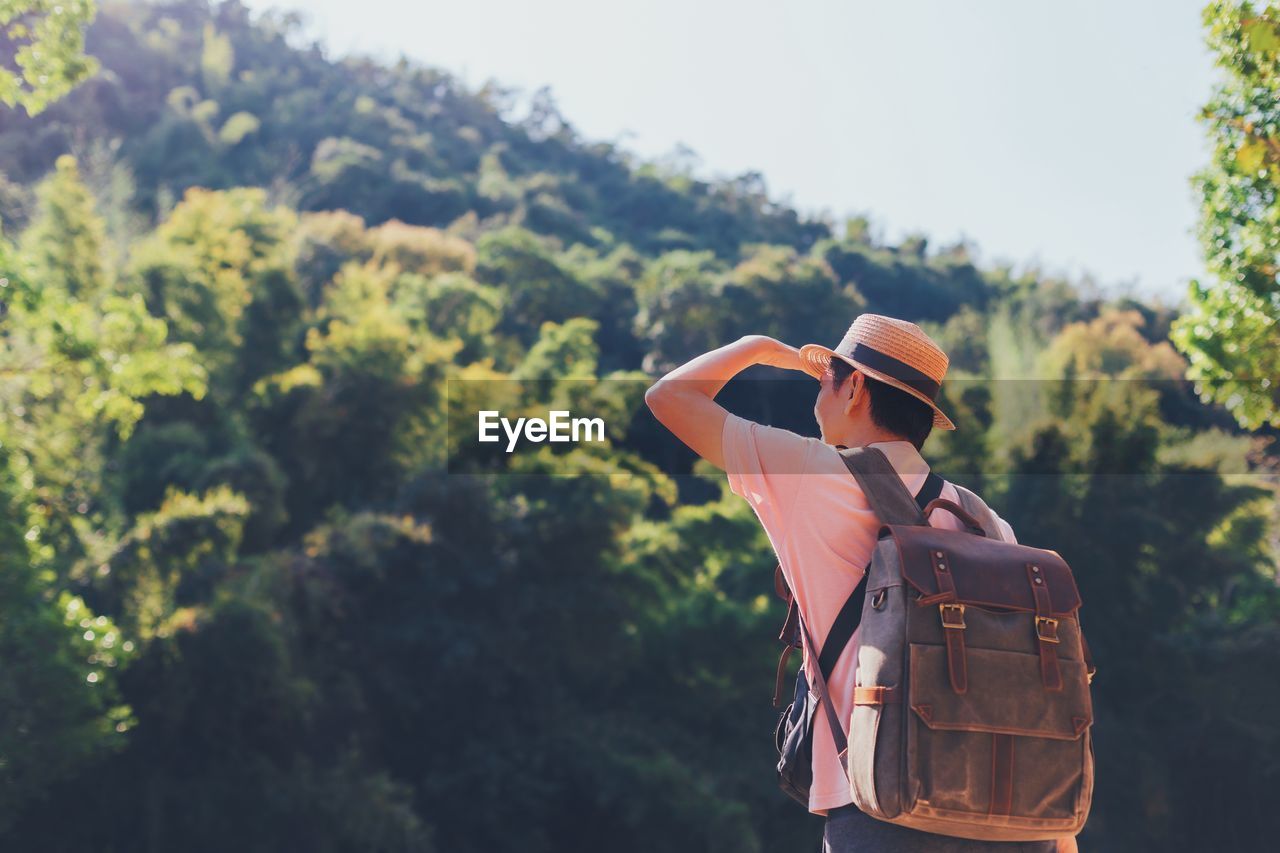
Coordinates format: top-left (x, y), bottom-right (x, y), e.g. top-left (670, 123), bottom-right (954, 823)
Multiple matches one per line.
top-left (644, 335), bottom-right (805, 470)
top-left (648, 335), bottom-right (801, 401)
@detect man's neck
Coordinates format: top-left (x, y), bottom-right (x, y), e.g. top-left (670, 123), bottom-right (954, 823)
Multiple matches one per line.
top-left (824, 422), bottom-right (908, 449)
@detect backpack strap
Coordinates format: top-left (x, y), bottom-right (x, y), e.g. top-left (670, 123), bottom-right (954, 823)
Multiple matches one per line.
top-left (836, 445), bottom-right (929, 527)
top-left (916, 470), bottom-right (945, 509)
top-left (797, 607), bottom-right (855, 773)
top-left (814, 472), bottom-right (942, 682)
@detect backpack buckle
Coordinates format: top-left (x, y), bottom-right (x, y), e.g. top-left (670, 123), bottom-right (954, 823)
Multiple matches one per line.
top-left (939, 602), bottom-right (966, 630)
top-left (1036, 616), bottom-right (1060, 644)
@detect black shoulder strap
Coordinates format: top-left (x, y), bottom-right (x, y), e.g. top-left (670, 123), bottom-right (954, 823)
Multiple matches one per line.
top-left (917, 470), bottom-right (944, 510)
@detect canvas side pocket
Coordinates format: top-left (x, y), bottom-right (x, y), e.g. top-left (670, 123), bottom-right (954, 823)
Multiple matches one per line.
top-left (849, 580), bottom-right (907, 819)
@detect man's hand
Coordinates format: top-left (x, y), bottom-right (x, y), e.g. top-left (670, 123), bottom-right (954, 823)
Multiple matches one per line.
top-left (750, 336), bottom-right (805, 372)
top-left (645, 335), bottom-right (810, 470)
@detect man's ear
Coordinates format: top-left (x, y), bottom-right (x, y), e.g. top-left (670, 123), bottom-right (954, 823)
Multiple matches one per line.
top-left (842, 371), bottom-right (864, 416)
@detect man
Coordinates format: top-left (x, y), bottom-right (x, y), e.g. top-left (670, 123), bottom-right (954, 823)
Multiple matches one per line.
top-left (645, 314), bottom-right (1076, 852)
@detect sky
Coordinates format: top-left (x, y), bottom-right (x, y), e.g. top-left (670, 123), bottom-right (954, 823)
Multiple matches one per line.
top-left (243, 0), bottom-right (1218, 303)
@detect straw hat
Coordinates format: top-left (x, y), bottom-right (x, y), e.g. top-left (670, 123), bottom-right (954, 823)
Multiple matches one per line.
top-left (798, 314), bottom-right (955, 430)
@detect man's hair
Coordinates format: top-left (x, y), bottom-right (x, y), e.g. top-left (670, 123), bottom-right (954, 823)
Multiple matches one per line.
top-left (829, 357), bottom-right (934, 450)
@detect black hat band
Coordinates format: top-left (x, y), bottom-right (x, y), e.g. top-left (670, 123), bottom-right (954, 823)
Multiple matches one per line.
top-left (848, 342), bottom-right (941, 400)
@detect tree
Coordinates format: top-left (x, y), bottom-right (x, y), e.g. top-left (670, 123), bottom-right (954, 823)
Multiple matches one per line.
top-left (1, 185), bottom-right (206, 579)
top-left (0, 198), bottom-right (196, 834)
top-left (129, 187), bottom-right (298, 394)
top-left (0, 441), bottom-right (134, 833)
top-left (0, 0), bottom-right (98, 115)
top-left (20, 154), bottom-right (110, 298)
top-left (474, 226), bottom-right (600, 357)
top-left (1172, 1), bottom-right (1280, 428)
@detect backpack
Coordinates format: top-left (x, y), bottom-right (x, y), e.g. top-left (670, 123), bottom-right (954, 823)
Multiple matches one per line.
top-left (775, 446), bottom-right (1096, 841)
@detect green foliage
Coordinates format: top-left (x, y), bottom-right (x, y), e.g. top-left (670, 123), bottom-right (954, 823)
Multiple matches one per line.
top-left (366, 219), bottom-right (476, 277)
top-left (292, 210), bottom-right (371, 305)
top-left (817, 234), bottom-right (987, 323)
top-left (200, 22), bottom-right (232, 91)
top-left (922, 306), bottom-right (991, 375)
top-left (129, 185), bottom-right (298, 392)
top-left (218, 110), bottom-right (260, 146)
top-left (1, 181), bottom-right (206, 582)
top-left (514, 317), bottom-right (600, 381)
top-left (20, 154), bottom-right (110, 297)
top-left (1172, 1), bottom-right (1280, 428)
top-left (85, 483), bottom-right (250, 640)
top-left (0, 444), bottom-right (133, 833)
top-left (634, 249), bottom-right (731, 371)
top-left (0, 167), bottom-right (199, 831)
top-left (0, 0), bottom-right (98, 115)
top-left (393, 271), bottom-right (501, 364)
top-left (476, 226), bottom-right (600, 355)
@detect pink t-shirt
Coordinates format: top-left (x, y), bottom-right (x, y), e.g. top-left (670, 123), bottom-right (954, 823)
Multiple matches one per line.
top-left (722, 412), bottom-right (1016, 815)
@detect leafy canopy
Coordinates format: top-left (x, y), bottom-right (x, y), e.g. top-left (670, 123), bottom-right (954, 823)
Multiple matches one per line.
top-left (0, 1), bottom-right (98, 114)
top-left (1173, 0), bottom-right (1280, 428)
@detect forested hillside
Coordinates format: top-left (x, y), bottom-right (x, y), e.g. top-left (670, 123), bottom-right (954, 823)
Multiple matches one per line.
top-left (0, 2), bottom-right (1277, 852)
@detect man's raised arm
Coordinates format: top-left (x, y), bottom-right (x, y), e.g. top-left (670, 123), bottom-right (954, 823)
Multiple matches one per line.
top-left (644, 334), bottom-right (804, 470)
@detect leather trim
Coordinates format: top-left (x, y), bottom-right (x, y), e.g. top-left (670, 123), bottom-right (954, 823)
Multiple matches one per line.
top-left (773, 643), bottom-right (794, 708)
top-left (923, 497), bottom-right (987, 537)
top-left (853, 685), bottom-right (901, 705)
top-left (1027, 563), bottom-right (1064, 691)
top-left (883, 524), bottom-right (1082, 614)
top-left (944, 621), bottom-right (969, 694)
top-left (990, 733), bottom-right (1014, 816)
top-left (930, 549), bottom-right (958, 599)
top-left (838, 445), bottom-right (928, 526)
top-left (905, 802), bottom-right (1083, 834)
top-left (932, 551), bottom-right (967, 694)
top-left (773, 562), bottom-right (790, 601)
top-left (912, 595), bottom-right (1075, 617)
top-left (773, 593), bottom-right (801, 707)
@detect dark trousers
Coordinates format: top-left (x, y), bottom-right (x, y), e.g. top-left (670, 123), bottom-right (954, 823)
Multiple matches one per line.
top-left (821, 804), bottom-right (1058, 853)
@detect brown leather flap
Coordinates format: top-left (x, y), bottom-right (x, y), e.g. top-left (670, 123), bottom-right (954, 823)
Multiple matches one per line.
top-left (909, 644), bottom-right (1093, 740)
top-left (884, 524), bottom-right (1081, 616)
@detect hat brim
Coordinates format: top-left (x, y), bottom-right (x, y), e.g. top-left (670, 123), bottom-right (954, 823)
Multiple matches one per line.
top-left (798, 343), bottom-right (956, 431)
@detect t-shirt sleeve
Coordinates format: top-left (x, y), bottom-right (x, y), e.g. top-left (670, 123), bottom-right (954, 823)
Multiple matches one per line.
top-left (722, 412), bottom-right (814, 544)
top-left (993, 511), bottom-right (1018, 545)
